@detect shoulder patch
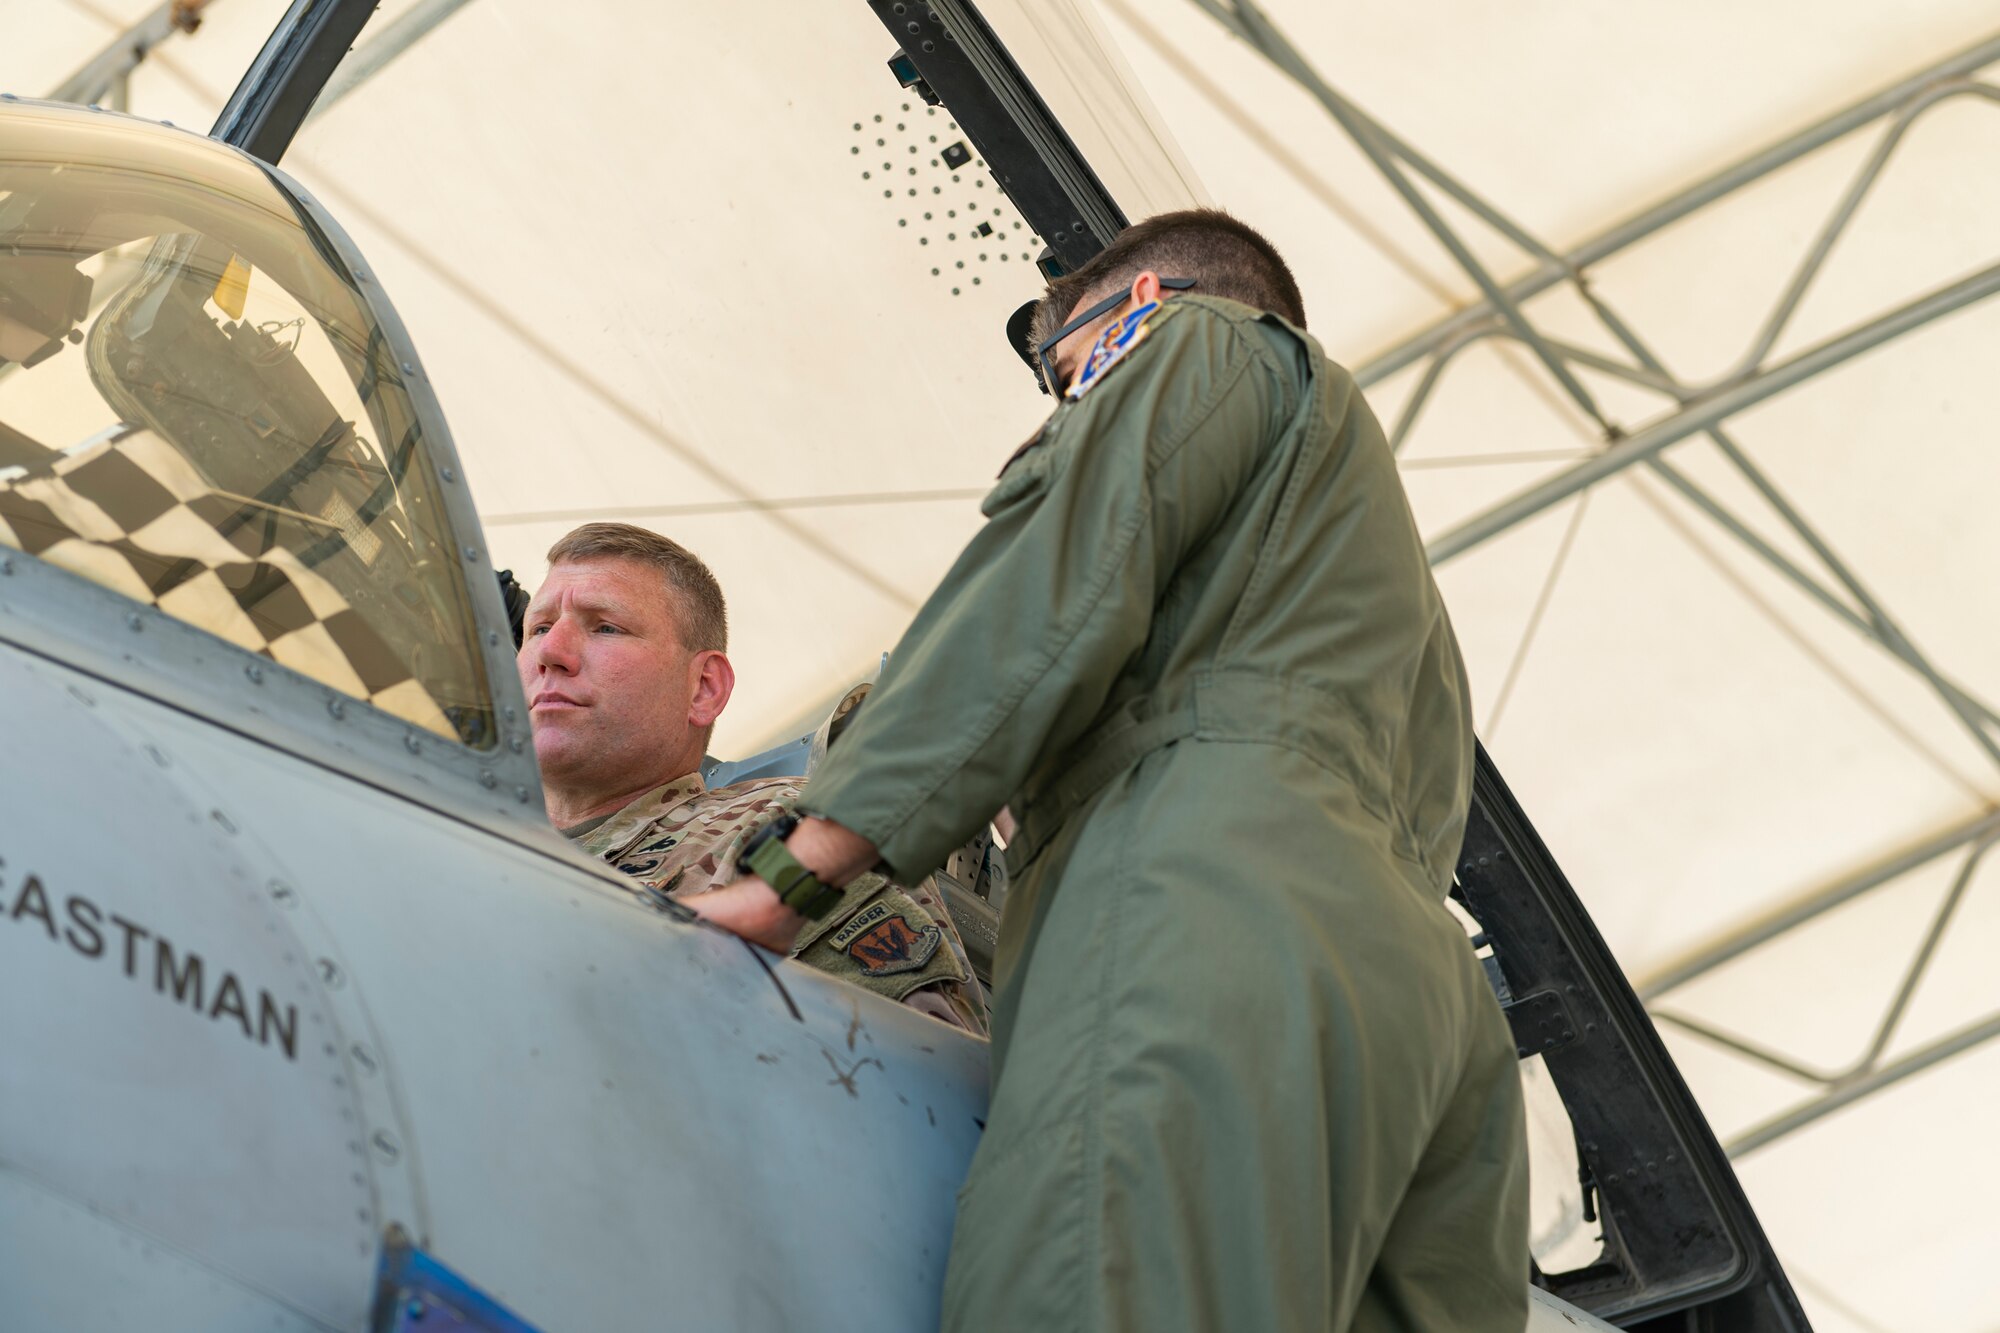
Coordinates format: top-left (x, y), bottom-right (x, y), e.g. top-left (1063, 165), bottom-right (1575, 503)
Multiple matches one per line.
top-left (1066, 298), bottom-right (1178, 400)
top-left (828, 899), bottom-right (942, 977)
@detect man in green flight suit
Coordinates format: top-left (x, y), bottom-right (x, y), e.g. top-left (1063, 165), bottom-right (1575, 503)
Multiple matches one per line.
top-left (691, 210), bottom-right (1528, 1332)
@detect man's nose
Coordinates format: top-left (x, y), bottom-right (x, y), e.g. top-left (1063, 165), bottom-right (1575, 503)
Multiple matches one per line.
top-left (534, 616), bottom-right (584, 672)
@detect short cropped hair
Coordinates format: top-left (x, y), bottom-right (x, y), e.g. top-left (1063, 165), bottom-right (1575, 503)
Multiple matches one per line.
top-left (1029, 208), bottom-right (1306, 357)
top-left (546, 522), bottom-right (728, 654)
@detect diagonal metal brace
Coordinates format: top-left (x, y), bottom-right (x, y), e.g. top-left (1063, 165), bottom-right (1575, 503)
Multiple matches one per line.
top-left (1426, 261), bottom-right (2000, 565)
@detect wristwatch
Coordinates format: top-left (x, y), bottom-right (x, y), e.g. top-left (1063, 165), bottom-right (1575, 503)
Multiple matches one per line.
top-left (739, 813), bottom-right (846, 920)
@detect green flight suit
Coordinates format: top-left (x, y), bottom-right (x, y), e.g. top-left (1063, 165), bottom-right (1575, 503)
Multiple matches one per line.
top-left (802, 295), bottom-right (1527, 1333)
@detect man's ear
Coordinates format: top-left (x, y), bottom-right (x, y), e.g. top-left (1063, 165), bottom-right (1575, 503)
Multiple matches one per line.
top-left (1129, 269), bottom-right (1162, 307)
top-left (688, 650), bottom-right (735, 728)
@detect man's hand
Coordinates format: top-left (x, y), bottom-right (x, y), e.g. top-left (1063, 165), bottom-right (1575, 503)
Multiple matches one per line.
top-left (692, 815), bottom-right (883, 954)
top-left (687, 877), bottom-right (804, 953)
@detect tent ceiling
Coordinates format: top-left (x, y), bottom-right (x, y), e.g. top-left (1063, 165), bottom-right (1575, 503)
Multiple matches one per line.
top-left (9, 2), bottom-right (2000, 1327)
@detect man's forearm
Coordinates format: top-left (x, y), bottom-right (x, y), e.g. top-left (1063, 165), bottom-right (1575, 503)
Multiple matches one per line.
top-left (786, 816), bottom-right (880, 887)
top-left (689, 816), bottom-right (881, 953)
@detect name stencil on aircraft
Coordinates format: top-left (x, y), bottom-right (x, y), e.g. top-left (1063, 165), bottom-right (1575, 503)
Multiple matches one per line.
top-left (3, 868), bottom-right (300, 1061)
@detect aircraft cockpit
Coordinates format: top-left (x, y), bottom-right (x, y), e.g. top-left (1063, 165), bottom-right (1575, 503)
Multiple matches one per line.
top-left (0, 101), bottom-right (494, 747)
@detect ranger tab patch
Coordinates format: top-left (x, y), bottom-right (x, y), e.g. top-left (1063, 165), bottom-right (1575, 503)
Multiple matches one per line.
top-left (1066, 299), bottom-right (1166, 400)
top-left (829, 899), bottom-right (942, 977)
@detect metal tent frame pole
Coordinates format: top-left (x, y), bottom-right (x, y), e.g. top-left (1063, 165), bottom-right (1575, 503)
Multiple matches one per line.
top-left (45, 0), bottom-right (217, 108)
top-left (1187, 0), bottom-right (2000, 1157)
top-left (1345, 27), bottom-right (2000, 388)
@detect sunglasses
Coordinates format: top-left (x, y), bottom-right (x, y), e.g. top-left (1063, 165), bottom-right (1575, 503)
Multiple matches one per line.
top-left (1033, 277), bottom-right (1195, 395)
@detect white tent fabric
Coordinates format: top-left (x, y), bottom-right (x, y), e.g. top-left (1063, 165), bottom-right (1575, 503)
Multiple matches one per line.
top-left (9, 2), bottom-right (2000, 1327)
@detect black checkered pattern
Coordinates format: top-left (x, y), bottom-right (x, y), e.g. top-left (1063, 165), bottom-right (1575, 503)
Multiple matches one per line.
top-left (0, 430), bottom-right (451, 734)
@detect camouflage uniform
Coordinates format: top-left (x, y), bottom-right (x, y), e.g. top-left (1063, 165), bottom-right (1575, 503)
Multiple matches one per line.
top-left (570, 773), bottom-right (986, 1034)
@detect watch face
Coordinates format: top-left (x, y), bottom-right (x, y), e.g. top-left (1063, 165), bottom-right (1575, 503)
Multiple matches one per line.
top-left (749, 812), bottom-right (795, 853)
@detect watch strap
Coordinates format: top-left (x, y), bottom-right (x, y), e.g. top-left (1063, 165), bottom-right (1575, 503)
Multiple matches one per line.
top-left (743, 821), bottom-right (845, 921)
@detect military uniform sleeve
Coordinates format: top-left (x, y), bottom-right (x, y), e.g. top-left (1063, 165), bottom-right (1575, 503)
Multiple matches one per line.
top-left (657, 805), bottom-right (978, 1029)
top-left (606, 780), bottom-right (985, 1031)
top-left (801, 301), bottom-right (1296, 880)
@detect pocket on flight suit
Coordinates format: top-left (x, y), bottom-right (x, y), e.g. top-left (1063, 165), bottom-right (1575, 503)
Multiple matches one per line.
top-left (792, 874), bottom-right (970, 1004)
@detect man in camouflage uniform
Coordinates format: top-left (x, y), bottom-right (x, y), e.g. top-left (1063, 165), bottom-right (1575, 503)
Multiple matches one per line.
top-left (518, 522), bottom-right (983, 1032)
top-left (568, 769), bottom-right (984, 1032)
top-left (690, 213), bottom-right (1528, 1332)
